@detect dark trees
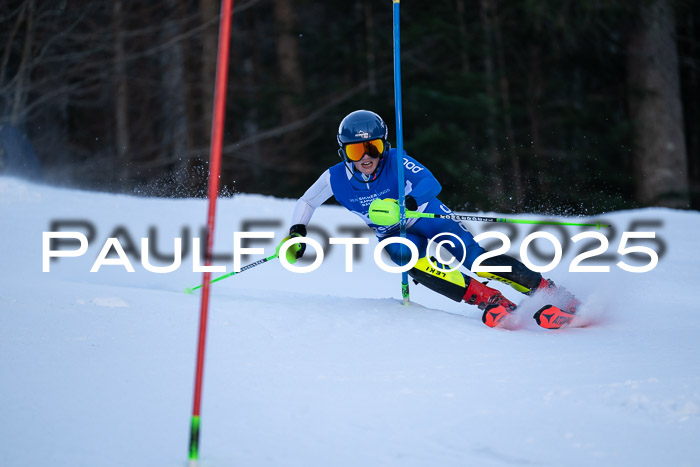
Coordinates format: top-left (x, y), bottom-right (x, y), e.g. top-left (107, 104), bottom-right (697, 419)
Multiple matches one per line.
top-left (1, 0), bottom-right (697, 213)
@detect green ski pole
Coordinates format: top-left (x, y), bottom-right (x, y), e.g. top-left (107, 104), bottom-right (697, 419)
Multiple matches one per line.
top-left (368, 199), bottom-right (610, 230)
top-left (408, 211), bottom-right (610, 230)
top-left (185, 253), bottom-right (279, 294)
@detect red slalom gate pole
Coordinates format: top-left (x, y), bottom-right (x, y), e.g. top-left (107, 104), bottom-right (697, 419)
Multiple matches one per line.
top-left (189, 0), bottom-right (234, 463)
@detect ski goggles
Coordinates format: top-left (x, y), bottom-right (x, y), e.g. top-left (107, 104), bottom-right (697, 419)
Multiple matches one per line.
top-left (344, 139), bottom-right (385, 162)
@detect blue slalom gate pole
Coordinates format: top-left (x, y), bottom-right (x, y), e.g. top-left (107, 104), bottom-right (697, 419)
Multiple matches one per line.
top-left (392, 0), bottom-right (409, 305)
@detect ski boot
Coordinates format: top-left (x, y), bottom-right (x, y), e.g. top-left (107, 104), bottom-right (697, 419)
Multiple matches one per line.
top-left (462, 278), bottom-right (517, 328)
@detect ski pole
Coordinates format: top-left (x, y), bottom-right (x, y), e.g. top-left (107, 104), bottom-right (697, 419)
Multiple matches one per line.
top-left (368, 199), bottom-right (610, 229)
top-left (184, 253), bottom-right (279, 294)
top-left (407, 211), bottom-right (610, 230)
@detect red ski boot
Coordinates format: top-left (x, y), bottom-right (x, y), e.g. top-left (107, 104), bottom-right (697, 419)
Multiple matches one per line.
top-left (463, 278), bottom-right (517, 328)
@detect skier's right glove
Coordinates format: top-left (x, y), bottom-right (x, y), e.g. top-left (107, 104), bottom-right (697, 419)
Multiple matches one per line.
top-left (368, 196), bottom-right (418, 226)
top-left (276, 224), bottom-right (307, 264)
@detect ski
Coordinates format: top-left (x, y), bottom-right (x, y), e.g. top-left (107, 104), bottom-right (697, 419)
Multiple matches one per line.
top-left (482, 304), bottom-right (511, 328)
top-left (533, 304), bottom-right (576, 329)
top-left (482, 303), bottom-right (578, 330)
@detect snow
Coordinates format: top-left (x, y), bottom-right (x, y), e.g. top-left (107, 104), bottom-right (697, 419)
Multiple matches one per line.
top-left (1, 175), bottom-right (699, 467)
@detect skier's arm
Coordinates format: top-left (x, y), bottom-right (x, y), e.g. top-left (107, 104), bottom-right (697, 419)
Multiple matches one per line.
top-left (291, 169), bottom-right (333, 225)
top-left (402, 155), bottom-right (441, 209)
top-left (406, 176), bottom-right (441, 208)
top-left (281, 170), bottom-right (333, 261)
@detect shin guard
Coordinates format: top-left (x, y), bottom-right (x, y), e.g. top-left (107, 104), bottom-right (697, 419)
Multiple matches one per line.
top-left (407, 257), bottom-right (467, 302)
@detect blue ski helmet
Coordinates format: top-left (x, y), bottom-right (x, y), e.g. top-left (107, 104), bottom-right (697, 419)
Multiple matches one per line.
top-left (337, 110), bottom-right (390, 161)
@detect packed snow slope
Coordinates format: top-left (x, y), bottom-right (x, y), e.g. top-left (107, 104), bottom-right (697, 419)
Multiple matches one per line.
top-left (1, 176), bottom-right (699, 467)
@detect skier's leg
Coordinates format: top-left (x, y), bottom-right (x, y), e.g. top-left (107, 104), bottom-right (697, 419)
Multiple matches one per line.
top-left (406, 257), bottom-right (516, 327)
top-left (382, 232), bottom-right (426, 267)
top-left (382, 232), bottom-right (515, 308)
top-left (406, 211), bottom-right (487, 270)
top-left (403, 214), bottom-right (518, 326)
top-left (406, 212), bottom-right (580, 326)
top-left (476, 255), bottom-right (580, 312)
top-left (475, 255), bottom-right (542, 293)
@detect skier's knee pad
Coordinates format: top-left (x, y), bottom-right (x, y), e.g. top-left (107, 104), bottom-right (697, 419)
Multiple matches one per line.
top-left (475, 255), bottom-right (542, 294)
top-left (408, 257), bottom-right (467, 302)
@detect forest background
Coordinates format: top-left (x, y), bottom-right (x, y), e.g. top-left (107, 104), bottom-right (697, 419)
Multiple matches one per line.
top-left (1, 0), bottom-right (698, 214)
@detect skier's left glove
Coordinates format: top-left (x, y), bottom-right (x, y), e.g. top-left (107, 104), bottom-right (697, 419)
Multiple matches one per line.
top-left (381, 196), bottom-right (417, 210)
top-left (404, 195), bottom-right (418, 211)
top-left (276, 224), bottom-right (307, 264)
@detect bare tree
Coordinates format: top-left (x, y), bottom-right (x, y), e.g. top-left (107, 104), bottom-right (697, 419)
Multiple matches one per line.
top-left (1, 2), bottom-right (28, 120)
top-left (455, 0), bottom-right (471, 74)
top-left (199, 0), bottom-right (218, 137)
top-left (627, 0), bottom-right (690, 207)
top-left (9, 0), bottom-right (34, 126)
top-left (490, 0), bottom-right (523, 208)
top-left (113, 0), bottom-right (130, 182)
top-left (364, 0), bottom-right (378, 95)
top-left (273, 0), bottom-right (305, 181)
top-left (160, 0), bottom-right (192, 176)
top-left (273, 0), bottom-right (304, 124)
top-left (479, 0), bottom-right (505, 207)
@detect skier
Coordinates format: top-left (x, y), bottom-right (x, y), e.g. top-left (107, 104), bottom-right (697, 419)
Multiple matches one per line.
top-left (278, 110), bottom-right (579, 329)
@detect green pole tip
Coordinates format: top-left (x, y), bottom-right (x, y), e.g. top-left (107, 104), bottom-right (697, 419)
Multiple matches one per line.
top-left (184, 287), bottom-right (193, 295)
top-left (189, 415), bottom-right (200, 460)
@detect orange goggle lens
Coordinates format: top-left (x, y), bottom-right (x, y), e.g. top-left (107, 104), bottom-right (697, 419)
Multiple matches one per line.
top-left (344, 140), bottom-right (384, 161)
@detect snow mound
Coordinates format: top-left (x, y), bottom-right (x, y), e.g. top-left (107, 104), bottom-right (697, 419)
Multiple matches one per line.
top-left (1, 176), bottom-right (699, 467)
